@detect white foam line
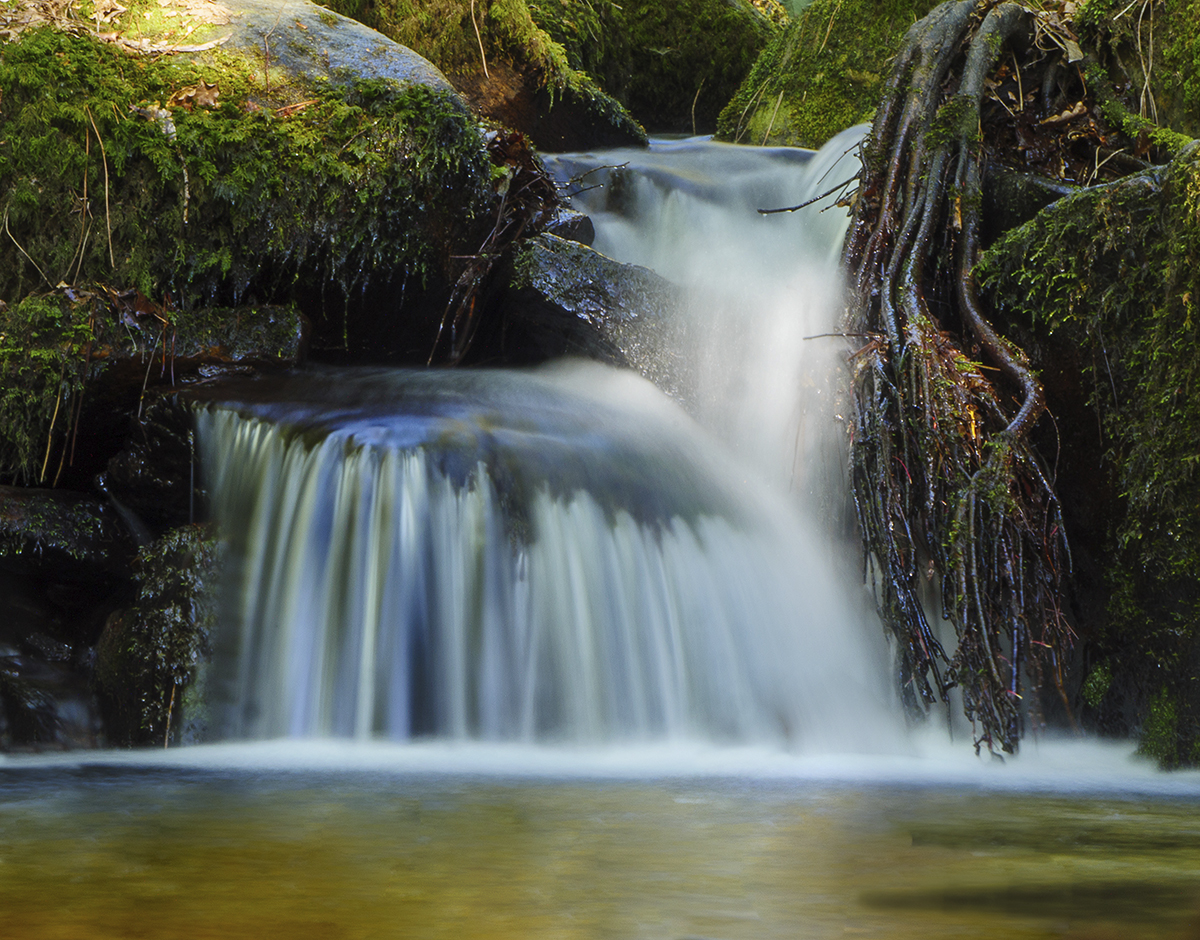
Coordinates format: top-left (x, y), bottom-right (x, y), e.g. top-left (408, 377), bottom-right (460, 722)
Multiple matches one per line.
top-left (4, 737), bottom-right (1200, 798)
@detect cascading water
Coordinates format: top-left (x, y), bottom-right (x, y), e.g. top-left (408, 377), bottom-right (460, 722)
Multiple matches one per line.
top-left (197, 129), bottom-right (896, 750)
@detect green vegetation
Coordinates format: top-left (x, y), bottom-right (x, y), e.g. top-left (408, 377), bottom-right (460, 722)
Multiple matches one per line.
top-left (1077, 0), bottom-right (1200, 141)
top-left (529, 0), bottom-right (780, 133)
top-left (0, 294), bottom-right (97, 484)
top-left (322, 0), bottom-right (646, 142)
top-left (0, 26), bottom-right (498, 348)
top-left (94, 523), bottom-right (219, 746)
top-left (978, 144), bottom-right (1200, 764)
top-left (717, 0), bottom-right (938, 147)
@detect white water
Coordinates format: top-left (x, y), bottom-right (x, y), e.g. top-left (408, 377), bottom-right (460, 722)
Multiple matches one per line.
top-left (192, 131), bottom-right (902, 752)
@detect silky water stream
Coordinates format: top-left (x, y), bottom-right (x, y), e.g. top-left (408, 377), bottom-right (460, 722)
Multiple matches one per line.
top-left (3, 134), bottom-right (1200, 939)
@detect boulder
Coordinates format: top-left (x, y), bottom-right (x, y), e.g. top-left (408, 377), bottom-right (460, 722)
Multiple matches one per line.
top-left (498, 233), bottom-right (693, 404)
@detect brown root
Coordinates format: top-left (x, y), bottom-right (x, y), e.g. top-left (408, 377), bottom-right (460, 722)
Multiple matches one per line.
top-left (842, 0), bottom-right (1073, 753)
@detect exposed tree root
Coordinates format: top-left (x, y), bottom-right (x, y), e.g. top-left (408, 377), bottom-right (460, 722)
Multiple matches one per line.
top-left (842, 0), bottom-right (1073, 753)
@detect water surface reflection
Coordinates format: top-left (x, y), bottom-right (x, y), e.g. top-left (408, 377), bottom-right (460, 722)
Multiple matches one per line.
top-left (3, 756), bottom-right (1199, 939)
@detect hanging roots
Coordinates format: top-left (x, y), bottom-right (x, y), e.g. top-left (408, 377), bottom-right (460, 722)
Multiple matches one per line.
top-left (842, 0), bottom-right (1073, 754)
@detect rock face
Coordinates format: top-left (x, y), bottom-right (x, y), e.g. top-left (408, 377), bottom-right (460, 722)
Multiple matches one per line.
top-left (0, 487), bottom-right (137, 749)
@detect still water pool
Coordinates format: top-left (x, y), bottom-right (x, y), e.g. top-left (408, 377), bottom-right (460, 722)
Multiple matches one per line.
top-left (3, 743), bottom-right (1199, 939)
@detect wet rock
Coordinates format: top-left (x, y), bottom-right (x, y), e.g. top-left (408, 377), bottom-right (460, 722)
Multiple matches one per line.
top-left (0, 486), bottom-right (137, 573)
top-left (98, 393), bottom-right (200, 538)
top-left (499, 233), bottom-right (692, 402)
top-left (981, 165), bottom-right (1078, 248)
top-left (542, 207), bottom-right (596, 246)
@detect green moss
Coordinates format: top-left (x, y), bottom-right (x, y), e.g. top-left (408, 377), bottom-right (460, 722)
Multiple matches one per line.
top-left (323, 0), bottom-right (646, 140)
top-left (978, 144), bottom-right (1200, 766)
top-left (95, 523), bottom-right (219, 747)
top-left (1077, 0), bottom-right (1200, 140)
top-left (0, 27), bottom-right (498, 352)
top-left (0, 294), bottom-right (98, 484)
top-left (716, 0), bottom-right (937, 148)
top-left (1082, 661), bottom-right (1113, 708)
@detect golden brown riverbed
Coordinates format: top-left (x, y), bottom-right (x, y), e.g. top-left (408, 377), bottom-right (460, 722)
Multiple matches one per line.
top-left (2, 755), bottom-right (1200, 939)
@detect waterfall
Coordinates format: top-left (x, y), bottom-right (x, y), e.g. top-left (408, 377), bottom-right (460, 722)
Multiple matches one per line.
top-left (199, 130), bottom-right (896, 751)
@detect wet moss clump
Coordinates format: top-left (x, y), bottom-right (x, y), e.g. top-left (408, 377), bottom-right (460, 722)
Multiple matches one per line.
top-left (0, 27), bottom-right (499, 357)
top-left (95, 523), bottom-right (219, 747)
top-left (978, 143), bottom-right (1200, 766)
top-left (716, 0), bottom-right (939, 148)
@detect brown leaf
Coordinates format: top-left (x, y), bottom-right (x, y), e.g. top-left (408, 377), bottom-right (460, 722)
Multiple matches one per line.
top-left (166, 80), bottom-right (220, 111)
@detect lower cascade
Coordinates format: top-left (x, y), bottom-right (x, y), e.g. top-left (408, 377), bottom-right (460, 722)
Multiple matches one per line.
top-left (197, 365), bottom-right (893, 748)
top-left (194, 131), bottom-right (897, 750)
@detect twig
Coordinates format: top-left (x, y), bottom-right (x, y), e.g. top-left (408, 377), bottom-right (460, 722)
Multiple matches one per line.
top-left (762, 90), bottom-right (784, 145)
top-left (758, 173), bottom-right (858, 213)
top-left (691, 80), bottom-right (704, 137)
top-left (471, 0), bottom-right (489, 79)
top-left (85, 105), bottom-right (114, 268)
top-left (40, 365), bottom-right (65, 485)
top-left (3, 204), bottom-right (52, 287)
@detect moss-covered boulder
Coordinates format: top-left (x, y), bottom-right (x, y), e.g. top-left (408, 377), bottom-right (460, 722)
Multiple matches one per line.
top-left (322, 0), bottom-right (647, 148)
top-left (0, 5), bottom-right (501, 364)
top-left (978, 142), bottom-right (1200, 765)
top-left (716, 0), bottom-right (939, 148)
top-left (95, 524), bottom-right (219, 747)
top-left (527, 0), bottom-right (784, 134)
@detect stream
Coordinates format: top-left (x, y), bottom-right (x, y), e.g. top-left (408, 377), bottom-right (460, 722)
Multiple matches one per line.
top-left (2, 134), bottom-right (1199, 938)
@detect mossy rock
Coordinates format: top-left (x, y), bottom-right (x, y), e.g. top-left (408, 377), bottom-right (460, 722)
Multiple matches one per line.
top-left (978, 142), bottom-right (1200, 766)
top-left (322, 0), bottom-right (648, 148)
top-left (1076, 0), bottom-right (1200, 144)
top-left (526, 0), bottom-right (783, 134)
top-left (0, 8), bottom-right (502, 368)
top-left (94, 523), bottom-right (219, 747)
top-left (716, 0), bottom-right (939, 148)
top-left (0, 289), bottom-right (306, 487)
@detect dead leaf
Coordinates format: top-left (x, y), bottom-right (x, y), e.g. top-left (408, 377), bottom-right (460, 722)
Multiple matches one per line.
top-left (167, 80), bottom-right (220, 111)
top-left (1040, 101), bottom-right (1086, 125)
